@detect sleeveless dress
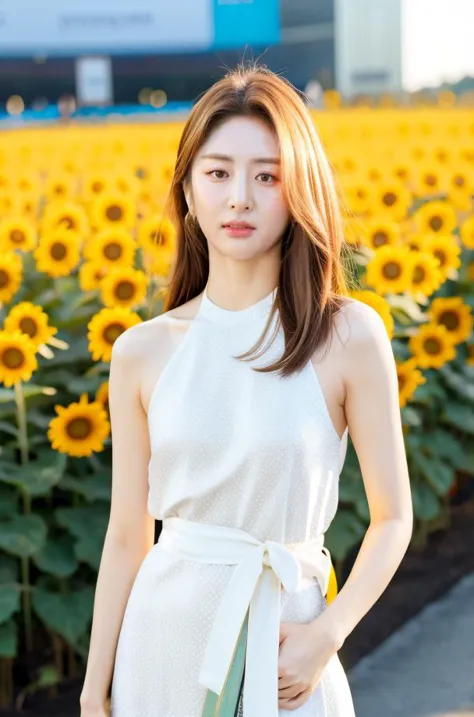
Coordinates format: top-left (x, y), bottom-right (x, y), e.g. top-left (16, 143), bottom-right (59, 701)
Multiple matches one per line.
top-left (110, 284), bottom-right (356, 717)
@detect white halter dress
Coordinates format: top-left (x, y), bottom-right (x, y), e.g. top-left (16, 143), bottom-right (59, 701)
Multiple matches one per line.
top-left (110, 285), bottom-right (356, 717)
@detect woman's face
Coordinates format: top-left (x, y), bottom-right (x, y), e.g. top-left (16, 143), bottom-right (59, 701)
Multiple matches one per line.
top-left (185, 115), bottom-right (290, 261)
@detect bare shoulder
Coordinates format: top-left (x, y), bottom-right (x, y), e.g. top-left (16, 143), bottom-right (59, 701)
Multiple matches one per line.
top-left (111, 291), bottom-right (203, 359)
top-left (332, 295), bottom-right (390, 350)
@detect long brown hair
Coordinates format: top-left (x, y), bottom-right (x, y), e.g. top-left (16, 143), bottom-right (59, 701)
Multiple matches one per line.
top-left (160, 60), bottom-right (353, 378)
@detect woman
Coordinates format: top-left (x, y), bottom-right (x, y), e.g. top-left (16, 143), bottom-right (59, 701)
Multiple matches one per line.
top-left (80, 62), bottom-right (413, 716)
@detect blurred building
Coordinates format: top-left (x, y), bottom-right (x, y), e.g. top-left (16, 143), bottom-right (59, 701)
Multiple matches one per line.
top-left (0, 0), bottom-right (403, 107)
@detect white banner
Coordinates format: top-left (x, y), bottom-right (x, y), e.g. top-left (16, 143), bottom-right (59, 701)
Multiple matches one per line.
top-left (0, 0), bottom-right (213, 55)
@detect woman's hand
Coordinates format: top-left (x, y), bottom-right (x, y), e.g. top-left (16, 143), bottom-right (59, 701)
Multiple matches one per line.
top-left (277, 614), bottom-right (341, 710)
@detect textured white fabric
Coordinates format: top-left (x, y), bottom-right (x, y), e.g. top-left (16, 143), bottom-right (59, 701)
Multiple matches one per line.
top-left (158, 515), bottom-right (332, 717)
top-left (110, 285), bottom-right (356, 717)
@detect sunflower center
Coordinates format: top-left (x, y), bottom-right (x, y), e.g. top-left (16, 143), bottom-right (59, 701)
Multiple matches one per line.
top-left (423, 338), bottom-right (441, 355)
top-left (19, 317), bottom-right (38, 337)
top-left (103, 322), bottom-right (125, 344)
top-left (398, 375), bottom-right (405, 390)
top-left (0, 269), bottom-right (10, 288)
top-left (116, 280), bottom-right (135, 300)
top-left (438, 310), bottom-right (460, 331)
top-left (433, 250), bottom-right (446, 267)
top-left (54, 185), bottom-right (65, 196)
top-left (106, 204), bottom-right (123, 222)
top-left (66, 417), bottom-right (92, 440)
top-left (413, 265), bottom-right (426, 283)
top-left (104, 242), bottom-right (123, 260)
top-left (425, 174), bottom-right (437, 187)
top-left (92, 181), bottom-right (104, 193)
top-left (373, 231), bottom-right (389, 247)
top-left (51, 242), bottom-right (67, 260)
top-left (2, 347), bottom-right (25, 369)
top-left (60, 216), bottom-right (76, 230)
top-left (453, 175), bottom-right (465, 187)
top-left (429, 215), bottom-right (443, 231)
top-left (382, 261), bottom-right (402, 280)
top-left (10, 229), bottom-right (25, 244)
top-left (356, 189), bottom-right (367, 199)
top-left (383, 192), bottom-right (397, 207)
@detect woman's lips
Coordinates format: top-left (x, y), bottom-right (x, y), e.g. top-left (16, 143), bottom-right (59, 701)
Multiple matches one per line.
top-left (223, 225), bottom-right (255, 237)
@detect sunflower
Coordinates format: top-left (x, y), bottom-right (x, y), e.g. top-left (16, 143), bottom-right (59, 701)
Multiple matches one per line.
top-left (413, 200), bottom-right (457, 235)
top-left (350, 290), bottom-right (394, 338)
top-left (34, 228), bottom-right (81, 278)
top-left (44, 174), bottom-right (77, 202)
top-left (48, 393), bottom-right (110, 457)
top-left (41, 201), bottom-right (89, 237)
top-left (429, 297), bottom-right (473, 344)
top-left (421, 233), bottom-right (462, 279)
top-left (360, 218), bottom-right (402, 250)
top-left (396, 358), bottom-right (426, 408)
top-left (412, 163), bottom-right (444, 197)
top-left (137, 215), bottom-right (177, 255)
top-left (410, 251), bottom-right (444, 298)
top-left (339, 179), bottom-right (371, 215)
top-left (78, 261), bottom-right (109, 292)
top-left (90, 192), bottom-right (136, 230)
top-left (84, 227), bottom-right (136, 267)
top-left (409, 323), bottom-right (456, 369)
top-left (142, 250), bottom-right (174, 278)
top-left (364, 245), bottom-right (414, 295)
top-left (13, 172), bottom-right (37, 196)
top-left (4, 302), bottom-right (57, 349)
top-left (100, 266), bottom-right (148, 309)
top-left (81, 173), bottom-right (111, 203)
top-left (369, 180), bottom-right (412, 222)
top-left (0, 250), bottom-right (23, 304)
top-left (403, 233), bottom-right (426, 251)
top-left (0, 329), bottom-right (38, 387)
top-left (0, 217), bottom-right (36, 253)
top-left (447, 163), bottom-right (474, 195)
top-left (87, 307), bottom-right (142, 362)
top-left (95, 380), bottom-right (109, 413)
top-left (459, 216), bottom-right (474, 249)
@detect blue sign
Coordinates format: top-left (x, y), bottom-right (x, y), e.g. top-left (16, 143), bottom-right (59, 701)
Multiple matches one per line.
top-left (213, 0), bottom-right (281, 49)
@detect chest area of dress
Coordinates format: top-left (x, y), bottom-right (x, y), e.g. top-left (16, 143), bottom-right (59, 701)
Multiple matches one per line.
top-left (147, 326), bottom-right (334, 461)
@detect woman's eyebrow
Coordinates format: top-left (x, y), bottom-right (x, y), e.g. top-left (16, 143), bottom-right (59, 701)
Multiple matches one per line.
top-left (199, 153), bottom-right (280, 165)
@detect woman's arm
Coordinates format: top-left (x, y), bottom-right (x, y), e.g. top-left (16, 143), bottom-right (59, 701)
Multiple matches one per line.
top-left (80, 326), bottom-right (156, 713)
top-left (317, 301), bottom-right (414, 649)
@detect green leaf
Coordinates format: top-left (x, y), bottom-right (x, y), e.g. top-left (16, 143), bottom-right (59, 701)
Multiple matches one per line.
top-left (441, 403), bottom-right (474, 434)
top-left (439, 364), bottom-right (474, 400)
top-left (325, 509), bottom-right (366, 561)
top-left (401, 406), bottom-right (422, 427)
top-left (0, 486), bottom-right (18, 518)
top-left (411, 452), bottom-right (455, 496)
top-left (0, 421), bottom-right (19, 437)
top-left (0, 584), bottom-right (21, 623)
top-left (411, 481), bottom-right (440, 521)
top-left (32, 535), bottom-right (78, 578)
top-left (0, 618), bottom-right (18, 657)
top-left (32, 586), bottom-right (94, 645)
top-left (58, 471), bottom-right (111, 502)
top-left (0, 450), bottom-right (67, 497)
top-left (0, 515), bottom-right (47, 557)
top-left (55, 505), bottom-right (108, 569)
top-left (424, 429), bottom-right (467, 468)
top-left (0, 388), bottom-right (15, 404)
top-left (0, 555), bottom-right (19, 584)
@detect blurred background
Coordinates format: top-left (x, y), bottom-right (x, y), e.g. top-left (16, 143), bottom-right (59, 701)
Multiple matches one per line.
top-left (0, 1), bottom-right (473, 716)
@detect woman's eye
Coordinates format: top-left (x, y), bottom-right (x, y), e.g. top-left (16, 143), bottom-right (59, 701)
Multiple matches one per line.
top-left (207, 170), bottom-right (276, 183)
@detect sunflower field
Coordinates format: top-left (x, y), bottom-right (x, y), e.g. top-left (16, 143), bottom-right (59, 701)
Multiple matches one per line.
top-left (0, 107), bottom-right (473, 705)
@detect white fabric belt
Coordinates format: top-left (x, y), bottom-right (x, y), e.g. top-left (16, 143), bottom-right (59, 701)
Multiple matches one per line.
top-left (158, 516), bottom-right (332, 717)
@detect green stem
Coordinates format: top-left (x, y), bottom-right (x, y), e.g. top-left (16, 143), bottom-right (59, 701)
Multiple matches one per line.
top-left (14, 380), bottom-right (34, 655)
